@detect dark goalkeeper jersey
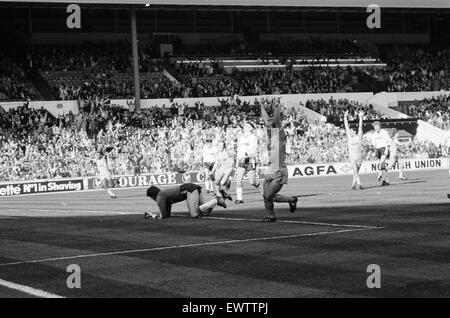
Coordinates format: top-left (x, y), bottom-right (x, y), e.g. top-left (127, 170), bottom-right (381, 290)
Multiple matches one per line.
top-left (155, 183), bottom-right (202, 218)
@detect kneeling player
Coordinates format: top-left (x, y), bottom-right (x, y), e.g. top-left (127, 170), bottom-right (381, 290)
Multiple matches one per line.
top-left (344, 110), bottom-right (364, 190)
top-left (260, 102), bottom-right (297, 223)
top-left (145, 183), bottom-right (227, 219)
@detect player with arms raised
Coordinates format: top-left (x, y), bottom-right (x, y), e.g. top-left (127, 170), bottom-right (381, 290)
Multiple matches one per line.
top-left (235, 122), bottom-right (260, 204)
top-left (443, 126), bottom-right (450, 179)
top-left (344, 110), bottom-right (364, 190)
top-left (260, 101), bottom-right (298, 223)
top-left (95, 148), bottom-right (118, 199)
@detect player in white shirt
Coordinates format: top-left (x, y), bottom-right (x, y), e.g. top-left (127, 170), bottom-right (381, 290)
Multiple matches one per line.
top-left (95, 150), bottom-right (117, 199)
top-left (443, 126), bottom-right (450, 178)
top-left (211, 140), bottom-right (235, 201)
top-left (371, 121), bottom-right (391, 186)
top-left (386, 128), bottom-right (407, 181)
top-left (202, 138), bottom-right (218, 194)
top-left (235, 122), bottom-right (260, 204)
top-left (344, 110), bottom-right (364, 190)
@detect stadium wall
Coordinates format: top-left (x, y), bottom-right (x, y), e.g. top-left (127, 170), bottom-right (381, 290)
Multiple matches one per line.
top-left (0, 100), bottom-right (79, 117)
top-left (370, 91), bottom-right (450, 109)
top-left (1, 158), bottom-right (446, 197)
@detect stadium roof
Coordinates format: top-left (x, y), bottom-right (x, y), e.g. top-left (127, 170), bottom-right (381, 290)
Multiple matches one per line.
top-left (2, 0), bottom-right (450, 8)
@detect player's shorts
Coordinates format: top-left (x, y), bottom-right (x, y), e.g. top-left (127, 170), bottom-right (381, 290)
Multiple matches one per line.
top-left (264, 167), bottom-right (288, 185)
top-left (203, 162), bottom-right (215, 171)
top-left (98, 171), bottom-right (111, 181)
top-left (237, 157), bottom-right (257, 171)
top-left (376, 147), bottom-right (389, 160)
top-left (181, 183), bottom-right (202, 194)
top-left (388, 154), bottom-right (399, 166)
top-left (349, 158), bottom-right (362, 167)
top-left (132, 166), bottom-right (141, 175)
top-left (215, 167), bottom-right (233, 183)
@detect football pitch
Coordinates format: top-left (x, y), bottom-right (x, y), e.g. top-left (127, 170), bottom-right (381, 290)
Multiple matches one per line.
top-left (0, 169), bottom-right (449, 298)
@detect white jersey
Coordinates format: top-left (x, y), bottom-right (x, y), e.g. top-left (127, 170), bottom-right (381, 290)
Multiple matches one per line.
top-left (202, 145), bottom-right (218, 163)
top-left (348, 135), bottom-right (362, 161)
top-left (96, 157), bottom-right (111, 179)
top-left (372, 129), bottom-right (390, 149)
top-left (237, 133), bottom-right (258, 159)
top-left (216, 149), bottom-right (234, 170)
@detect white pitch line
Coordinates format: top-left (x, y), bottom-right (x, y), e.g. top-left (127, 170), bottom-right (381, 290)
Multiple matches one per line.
top-left (29, 209), bottom-right (141, 215)
top-left (0, 227), bottom-right (375, 267)
top-left (0, 278), bottom-right (64, 298)
top-left (25, 209), bottom-right (382, 229)
top-left (182, 215), bottom-right (382, 230)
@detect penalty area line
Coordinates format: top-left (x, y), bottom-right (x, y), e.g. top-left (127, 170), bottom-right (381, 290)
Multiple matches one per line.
top-left (18, 209), bottom-right (382, 230)
top-left (0, 278), bottom-right (64, 298)
top-left (173, 214), bottom-right (382, 230)
top-left (0, 227), bottom-right (376, 267)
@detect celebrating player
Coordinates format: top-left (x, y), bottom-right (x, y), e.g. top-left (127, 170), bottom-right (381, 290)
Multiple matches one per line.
top-left (371, 121), bottom-right (391, 186)
top-left (386, 128), bottom-right (407, 181)
top-left (344, 110), bottom-right (364, 190)
top-left (202, 138), bottom-right (218, 194)
top-left (260, 101), bottom-right (298, 223)
top-left (235, 122), bottom-right (260, 204)
top-left (443, 126), bottom-right (450, 178)
top-left (145, 183), bottom-right (227, 219)
top-left (211, 140), bottom-right (234, 201)
top-left (95, 150), bottom-right (118, 199)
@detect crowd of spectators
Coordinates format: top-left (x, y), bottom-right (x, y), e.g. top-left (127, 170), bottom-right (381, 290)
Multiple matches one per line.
top-left (180, 66), bottom-right (360, 98)
top-left (303, 98), bottom-right (387, 123)
top-left (379, 45), bottom-right (450, 92)
top-left (2, 42), bottom-right (449, 104)
top-left (0, 53), bottom-right (40, 101)
top-left (0, 97), bottom-right (444, 182)
top-left (402, 95), bottom-right (450, 130)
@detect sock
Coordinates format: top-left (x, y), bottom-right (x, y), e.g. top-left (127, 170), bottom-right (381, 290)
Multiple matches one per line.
top-left (209, 180), bottom-right (215, 192)
top-left (205, 181), bottom-right (210, 191)
top-left (216, 184), bottom-right (221, 196)
top-left (199, 199), bottom-right (217, 214)
top-left (236, 186), bottom-right (243, 201)
top-left (273, 194), bottom-right (294, 203)
top-left (356, 175), bottom-right (361, 185)
top-left (106, 189), bottom-right (115, 197)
